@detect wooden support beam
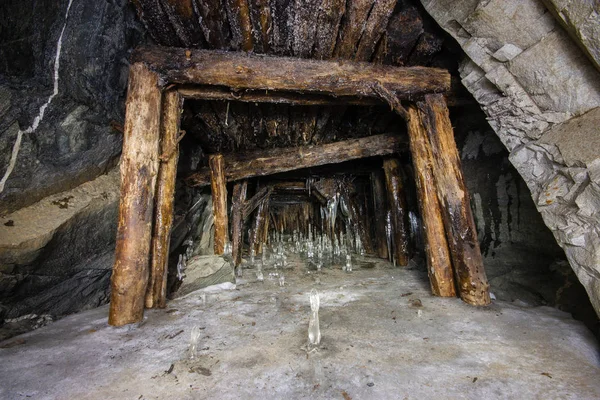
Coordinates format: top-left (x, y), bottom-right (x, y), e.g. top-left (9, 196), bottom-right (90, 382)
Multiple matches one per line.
top-left (209, 154), bottom-right (229, 255)
top-left (185, 133), bottom-right (405, 187)
top-left (177, 86), bottom-right (382, 106)
top-left (251, 196), bottom-right (270, 254)
top-left (109, 63), bottom-right (162, 326)
top-left (145, 90), bottom-right (182, 309)
top-left (370, 170), bottom-right (389, 259)
top-left (242, 186), bottom-right (273, 219)
top-left (132, 46), bottom-right (451, 98)
top-left (406, 105), bottom-right (456, 297)
top-left (382, 158), bottom-right (410, 267)
top-left (231, 180), bottom-right (248, 267)
top-left (417, 94), bottom-right (490, 306)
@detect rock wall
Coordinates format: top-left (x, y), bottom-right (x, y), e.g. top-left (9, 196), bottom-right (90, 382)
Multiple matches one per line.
top-left (419, 0), bottom-right (600, 314)
top-left (0, 0), bottom-right (143, 214)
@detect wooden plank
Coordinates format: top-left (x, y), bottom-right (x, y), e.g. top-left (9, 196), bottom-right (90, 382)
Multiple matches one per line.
top-left (145, 90), bottom-right (182, 309)
top-left (109, 63), bottom-right (162, 326)
top-left (418, 94), bottom-right (490, 306)
top-left (185, 133), bottom-right (406, 187)
top-left (224, 0), bottom-right (253, 51)
top-left (406, 105), bottom-right (456, 297)
top-left (334, 0), bottom-right (375, 59)
top-left (209, 154), bottom-right (229, 255)
top-left (382, 157), bottom-right (410, 266)
top-left (178, 85), bottom-right (388, 105)
top-left (132, 46), bottom-right (451, 98)
top-left (355, 0), bottom-right (397, 61)
top-left (370, 170), bottom-right (389, 259)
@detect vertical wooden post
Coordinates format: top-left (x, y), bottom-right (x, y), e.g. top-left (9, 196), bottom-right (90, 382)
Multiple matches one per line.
top-left (210, 154), bottom-right (229, 255)
top-left (251, 197), bottom-right (269, 254)
top-left (418, 94), bottom-right (490, 306)
top-left (406, 105), bottom-right (456, 297)
top-left (109, 63), bottom-right (162, 326)
top-left (145, 90), bottom-right (182, 309)
top-left (231, 180), bottom-right (248, 266)
top-left (382, 157), bottom-right (410, 267)
top-left (370, 170), bottom-right (389, 259)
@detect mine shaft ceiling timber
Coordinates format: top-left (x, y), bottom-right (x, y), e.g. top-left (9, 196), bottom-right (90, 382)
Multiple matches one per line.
top-left (132, 0), bottom-right (461, 152)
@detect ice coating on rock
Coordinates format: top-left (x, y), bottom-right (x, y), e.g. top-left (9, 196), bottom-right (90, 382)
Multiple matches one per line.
top-left (308, 289), bottom-right (321, 346)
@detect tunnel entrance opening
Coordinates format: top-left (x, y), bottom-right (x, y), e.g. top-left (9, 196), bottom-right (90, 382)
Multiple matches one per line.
top-left (108, 46), bottom-right (492, 327)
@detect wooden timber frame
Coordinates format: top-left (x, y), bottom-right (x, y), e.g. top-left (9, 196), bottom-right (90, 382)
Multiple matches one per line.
top-left (109, 45), bottom-right (489, 326)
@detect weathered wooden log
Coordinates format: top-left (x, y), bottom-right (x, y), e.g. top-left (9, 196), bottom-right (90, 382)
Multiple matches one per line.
top-left (242, 186), bottom-right (272, 219)
top-left (109, 63), bottom-right (162, 326)
top-left (313, 0), bottom-right (345, 59)
top-left (192, 0), bottom-right (231, 49)
top-left (209, 154), bottom-right (229, 255)
top-left (185, 133), bottom-right (406, 187)
top-left (370, 170), bottom-right (389, 259)
top-left (251, 197), bottom-right (270, 254)
top-left (340, 183), bottom-right (374, 255)
top-left (224, 0), bottom-right (253, 51)
top-left (354, 0), bottom-right (396, 61)
top-left (248, 0), bottom-right (271, 53)
top-left (132, 46), bottom-right (451, 98)
top-left (334, 0), bottom-right (375, 59)
top-left (231, 180), bottom-right (248, 267)
top-left (382, 158), bottom-right (410, 267)
top-left (418, 94), bottom-right (490, 306)
top-left (145, 90), bottom-right (182, 309)
top-left (406, 105), bottom-right (456, 297)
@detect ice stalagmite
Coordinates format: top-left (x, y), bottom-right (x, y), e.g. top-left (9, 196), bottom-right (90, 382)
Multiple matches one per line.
top-left (308, 289), bottom-right (321, 346)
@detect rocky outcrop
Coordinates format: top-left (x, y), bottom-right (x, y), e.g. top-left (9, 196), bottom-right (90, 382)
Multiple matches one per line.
top-left (0, 0), bottom-right (144, 214)
top-left (0, 168), bottom-right (120, 321)
top-left (419, 0), bottom-right (600, 314)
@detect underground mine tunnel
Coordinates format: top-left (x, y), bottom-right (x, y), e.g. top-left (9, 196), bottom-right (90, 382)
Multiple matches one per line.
top-left (1, 0), bottom-right (600, 398)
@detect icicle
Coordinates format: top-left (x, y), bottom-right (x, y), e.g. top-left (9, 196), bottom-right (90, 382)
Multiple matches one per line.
top-left (308, 289), bottom-right (321, 346)
top-left (189, 326), bottom-right (202, 359)
top-left (346, 254), bottom-right (352, 272)
top-left (279, 273), bottom-right (285, 287)
top-left (386, 210), bottom-right (394, 264)
top-left (176, 254), bottom-right (187, 280)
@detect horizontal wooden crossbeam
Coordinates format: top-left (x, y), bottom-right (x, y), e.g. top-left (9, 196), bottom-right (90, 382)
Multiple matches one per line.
top-left (184, 133), bottom-right (406, 187)
top-left (132, 46), bottom-right (451, 99)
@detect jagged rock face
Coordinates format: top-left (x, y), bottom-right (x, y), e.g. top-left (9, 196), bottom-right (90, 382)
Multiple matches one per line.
top-left (0, 0), bottom-right (144, 214)
top-left (418, 0), bottom-right (600, 315)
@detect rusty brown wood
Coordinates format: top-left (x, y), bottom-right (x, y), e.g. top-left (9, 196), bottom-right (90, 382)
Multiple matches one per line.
top-left (145, 90), bottom-right (182, 309)
top-left (109, 63), bottom-right (162, 326)
top-left (406, 105), bottom-right (456, 297)
top-left (209, 154), bottom-right (229, 255)
top-left (418, 94), bottom-right (490, 306)
top-left (185, 133), bottom-right (406, 187)
top-left (132, 46), bottom-right (451, 98)
top-left (382, 157), bottom-right (410, 266)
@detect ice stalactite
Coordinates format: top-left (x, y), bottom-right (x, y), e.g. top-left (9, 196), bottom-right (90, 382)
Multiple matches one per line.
top-left (0, 0), bottom-right (75, 193)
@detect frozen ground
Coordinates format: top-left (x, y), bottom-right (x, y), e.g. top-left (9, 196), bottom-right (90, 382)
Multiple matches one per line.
top-left (1, 256), bottom-right (599, 400)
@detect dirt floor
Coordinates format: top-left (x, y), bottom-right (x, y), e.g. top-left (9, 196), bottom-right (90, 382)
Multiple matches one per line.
top-left (1, 255), bottom-right (599, 399)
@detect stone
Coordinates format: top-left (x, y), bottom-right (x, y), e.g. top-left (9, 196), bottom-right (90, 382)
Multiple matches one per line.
top-left (541, 0), bottom-right (600, 72)
top-left (419, 0), bottom-right (600, 316)
top-left (492, 43), bottom-right (523, 62)
top-left (0, 168), bottom-right (119, 320)
top-left (175, 255), bottom-right (235, 298)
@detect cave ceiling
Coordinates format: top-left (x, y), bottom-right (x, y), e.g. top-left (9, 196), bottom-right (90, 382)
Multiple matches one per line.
top-left (132, 0), bottom-right (461, 154)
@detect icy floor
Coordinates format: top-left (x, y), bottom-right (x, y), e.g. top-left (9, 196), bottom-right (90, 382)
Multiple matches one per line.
top-left (1, 256), bottom-right (599, 400)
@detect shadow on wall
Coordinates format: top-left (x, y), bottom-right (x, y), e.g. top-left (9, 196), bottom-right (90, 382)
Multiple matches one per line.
top-left (453, 105), bottom-right (599, 337)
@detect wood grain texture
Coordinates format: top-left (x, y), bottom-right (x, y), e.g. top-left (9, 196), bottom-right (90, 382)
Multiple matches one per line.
top-left (145, 90), bottom-right (182, 309)
top-left (418, 94), bottom-right (490, 306)
top-left (185, 133), bottom-right (406, 187)
top-left (109, 63), bottom-right (162, 326)
top-left (132, 46), bottom-right (451, 98)
top-left (406, 105), bottom-right (456, 297)
top-left (209, 154), bottom-right (229, 255)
